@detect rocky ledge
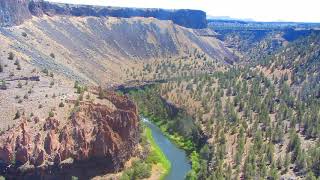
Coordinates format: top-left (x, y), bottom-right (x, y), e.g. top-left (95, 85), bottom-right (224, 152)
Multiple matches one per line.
top-left (0, 92), bottom-right (139, 179)
top-left (0, 0), bottom-right (207, 29)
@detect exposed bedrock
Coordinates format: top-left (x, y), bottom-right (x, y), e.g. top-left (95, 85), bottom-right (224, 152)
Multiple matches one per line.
top-left (1, 0), bottom-right (207, 29)
top-left (0, 93), bottom-right (139, 179)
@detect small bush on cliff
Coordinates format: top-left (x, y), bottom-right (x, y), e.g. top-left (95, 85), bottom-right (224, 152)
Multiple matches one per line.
top-left (14, 110), bottom-right (21, 120)
top-left (17, 82), bottom-right (22, 88)
top-left (74, 81), bottom-right (87, 94)
top-left (42, 68), bottom-right (49, 76)
top-left (0, 81), bottom-right (6, 90)
top-left (48, 111), bottom-right (54, 117)
top-left (8, 52), bottom-right (14, 60)
top-left (50, 53), bottom-right (55, 59)
top-left (98, 86), bottom-right (105, 99)
top-left (59, 102), bottom-right (65, 107)
top-left (22, 32), bottom-right (27, 37)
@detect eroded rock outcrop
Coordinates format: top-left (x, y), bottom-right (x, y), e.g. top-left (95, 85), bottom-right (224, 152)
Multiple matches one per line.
top-left (0, 93), bottom-right (139, 179)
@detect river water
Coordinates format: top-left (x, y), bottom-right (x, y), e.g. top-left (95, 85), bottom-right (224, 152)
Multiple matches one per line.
top-left (142, 117), bottom-right (191, 180)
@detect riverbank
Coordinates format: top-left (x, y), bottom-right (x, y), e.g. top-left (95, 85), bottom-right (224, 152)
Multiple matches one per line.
top-left (143, 114), bottom-right (200, 179)
top-left (125, 87), bottom-right (206, 179)
top-left (145, 127), bottom-right (171, 179)
top-left (119, 123), bottom-right (171, 180)
top-left (143, 118), bottom-right (192, 180)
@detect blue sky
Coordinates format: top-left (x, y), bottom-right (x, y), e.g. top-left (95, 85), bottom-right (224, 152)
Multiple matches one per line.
top-left (47, 0), bottom-right (320, 22)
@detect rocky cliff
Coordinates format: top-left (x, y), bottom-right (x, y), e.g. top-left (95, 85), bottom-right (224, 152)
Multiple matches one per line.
top-left (0, 92), bottom-right (139, 179)
top-left (0, 0), bottom-right (207, 29)
top-left (0, 0), bottom-right (32, 26)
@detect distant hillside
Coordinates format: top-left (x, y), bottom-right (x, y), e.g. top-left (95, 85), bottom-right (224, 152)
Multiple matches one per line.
top-left (212, 26), bottom-right (320, 63)
top-left (0, 16), bottom-right (235, 85)
top-left (264, 32), bottom-right (320, 100)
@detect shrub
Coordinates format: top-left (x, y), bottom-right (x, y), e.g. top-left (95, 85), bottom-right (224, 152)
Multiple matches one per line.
top-left (14, 59), bottom-right (21, 70)
top-left (21, 32), bottom-right (27, 37)
top-left (48, 111), bottom-right (54, 117)
top-left (59, 102), bottom-right (65, 107)
top-left (38, 104), bottom-right (43, 109)
top-left (16, 64), bottom-right (21, 70)
top-left (17, 82), bottom-right (22, 88)
top-left (120, 161), bottom-right (151, 180)
top-left (74, 81), bottom-right (79, 88)
top-left (50, 81), bottom-right (54, 87)
top-left (14, 60), bottom-right (19, 65)
top-left (50, 53), bottom-right (55, 59)
top-left (0, 63), bottom-right (3, 72)
top-left (0, 81), bottom-right (6, 90)
top-left (98, 86), bottom-right (105, 99)
top-left (14, 110), bottom-right (21, 120)
top-left (8, 52), bottom-right (14, 60)
top-left (42, 69), bottom-right (49, 76)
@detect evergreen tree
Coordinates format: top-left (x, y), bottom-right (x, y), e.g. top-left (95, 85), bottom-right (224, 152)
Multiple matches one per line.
top-left (268, 162), bottom-right (279, 180)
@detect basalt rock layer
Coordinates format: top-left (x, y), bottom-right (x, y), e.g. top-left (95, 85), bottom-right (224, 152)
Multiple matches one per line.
top-left (0, 0), bottom-right (207, 29)
top-left (0, 93), bottom-right (139, 179)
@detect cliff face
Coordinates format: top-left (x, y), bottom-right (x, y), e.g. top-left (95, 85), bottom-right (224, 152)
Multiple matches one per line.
top-left (0, 0), bottom-right (207, 29)
top-left (0, 93), bottom-right (139, 179)
top-left (0, 0), bottom-right (32, 26)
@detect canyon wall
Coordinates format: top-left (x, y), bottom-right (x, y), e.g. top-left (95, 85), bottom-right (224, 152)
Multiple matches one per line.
top-left (0, 93), bottom-right (140, 179)
top-left (1, 0), bottom-right (207, 29)
top-left (0, 0), bottom-right (32, 26)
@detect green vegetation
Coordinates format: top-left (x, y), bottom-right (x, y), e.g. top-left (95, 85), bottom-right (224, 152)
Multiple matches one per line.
top-left (120, 160), bottom-right (152, 180)
top-left (145, 127), bottom-right (171, 179)
top-left (48, 111), bottom-right (54, 117)
top-left (127, 51), bottom-right (320, 179)
top-left (120, 125), bottom-right (170, 180)
top-left (128, 87), bottom-right (204, 178)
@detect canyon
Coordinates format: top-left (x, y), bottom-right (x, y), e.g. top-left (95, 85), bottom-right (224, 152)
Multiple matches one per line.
top-left (0, 0), bottom-right (230, 179)
top-left (0, 0), bottom-right (319, 180)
